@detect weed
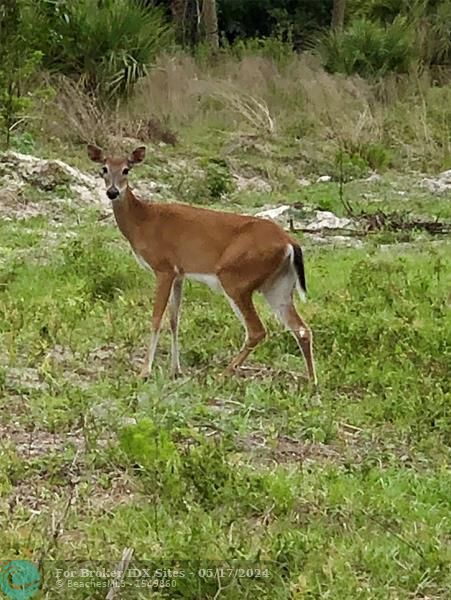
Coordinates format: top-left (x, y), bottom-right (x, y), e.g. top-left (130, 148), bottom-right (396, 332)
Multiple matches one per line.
top-left (203, 159), bottom-right (235, 199)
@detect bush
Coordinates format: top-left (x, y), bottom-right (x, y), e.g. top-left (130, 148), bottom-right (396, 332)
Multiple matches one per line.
top-left (204, 159), bottom-right (235, 199)
top-left (318, 17), bottom-right (416, 77)
top-left (334, 150), bottom-right (369, 181)
top-left (0, 1), bottom-right (44, 147)
top-left (176, 159), bottom-right (235, 205)
top-left (229, 35), bottom-right (295, 66)
top-left (336, 143), bottom-right (393, 178)
top-left (27, 0), bottom-right (172, 97)
top-left (60, 237), bottom-right (137, 301)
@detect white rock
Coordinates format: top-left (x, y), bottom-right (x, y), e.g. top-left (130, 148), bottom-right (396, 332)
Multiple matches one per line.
top-left (234, 174), bottom-right (271, 193)
top-left (255, 205), bottom-right (290, 220)
top-left (134, 180), bottom-right (168, 198)
top-left (438, 169), bottom-right (451, 183)
top-left (420, 169), bottom-right (451, 194)
top-left (1, 150), bottom-right (109, 207)
top-left (316, 175), bottom-right (332, 183)
top-left (420, 178), bottom-right (450, 194)
top-left (0, 151), bottom-right (163, 211)
top-left (305, 210), bottom-right (355, 231)
top-left (328, 235), bottom-right (363, 248)
top-left (365, 172), bottom-right (382, 183)
top-left (304, 233), bottom-right (362, 248)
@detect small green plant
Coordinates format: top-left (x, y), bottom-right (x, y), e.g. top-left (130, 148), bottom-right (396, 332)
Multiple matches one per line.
top-left (231, 34), bottom-right (295, 66)
top-left (181, 438), bottom-right (238, 509)
top-left (204, 159), bottom-right (235, 200)
top-left (119, 417), bottom-right (181, 475)
top-left (10, 130), bottom-right (36, 153)
top-left (60, 237), bottom-right (137, 300)
top-left (176, 159), bottom-right (235, 204)
top-left (334, 149), bottom-right (369, 181)
top-left (361, 142), bottom-right (393, 171)
top-left (335, 143), bottom-right (393, 179)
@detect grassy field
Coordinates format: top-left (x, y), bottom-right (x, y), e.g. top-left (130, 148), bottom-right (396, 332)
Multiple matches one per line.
top-left (0, 158), bottom-right (450, 599)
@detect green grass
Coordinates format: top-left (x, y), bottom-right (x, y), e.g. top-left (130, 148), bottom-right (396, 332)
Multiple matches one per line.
top-left (0, 182), bottom-right (450, 599)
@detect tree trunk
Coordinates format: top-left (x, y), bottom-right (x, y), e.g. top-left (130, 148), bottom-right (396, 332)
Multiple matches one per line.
top-left (202, 0), bottom-right (219, 50)
top-left (331, 0), bottom-right (346, 32)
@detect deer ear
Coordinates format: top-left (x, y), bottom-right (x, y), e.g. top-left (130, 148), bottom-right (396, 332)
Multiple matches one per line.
top-left (128, 146), bottom-right (146, 165)
top-left (87, 144), bottom-right (104, 163)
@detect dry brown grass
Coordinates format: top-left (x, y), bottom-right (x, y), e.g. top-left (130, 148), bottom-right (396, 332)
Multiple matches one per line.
top-left (36, 53), bottom-right (451, 171)
top-left (38, 77), bottom-right (113, 146)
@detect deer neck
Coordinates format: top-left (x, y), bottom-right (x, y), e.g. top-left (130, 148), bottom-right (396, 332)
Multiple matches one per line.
top-left (111, 185), bottom-right (145, 244)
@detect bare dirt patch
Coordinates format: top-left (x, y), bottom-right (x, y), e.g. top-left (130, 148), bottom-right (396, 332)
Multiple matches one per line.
top-left (0, 422), bottom-right (85, 459)
top-left (1, 422), bottom-right (137, 516)
top-left (237, 432), bottom-right (341, 466)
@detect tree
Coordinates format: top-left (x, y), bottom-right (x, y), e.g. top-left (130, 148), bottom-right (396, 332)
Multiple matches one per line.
top-left (0, 0), bottom-right (42, 148)
top-left (202, 0), bottom-right (219, 49)
top-left (331, 0), bottom-right (346, 31)
top-left (170, 0), bottom-right (219, 49)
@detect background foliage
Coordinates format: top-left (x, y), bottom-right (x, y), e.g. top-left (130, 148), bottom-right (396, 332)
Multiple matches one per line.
top-left (1, 2), bottom-right (450, 599)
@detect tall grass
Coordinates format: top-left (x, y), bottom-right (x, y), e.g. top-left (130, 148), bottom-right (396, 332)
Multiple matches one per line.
top-left (37, 51), bottom-right (451, 172)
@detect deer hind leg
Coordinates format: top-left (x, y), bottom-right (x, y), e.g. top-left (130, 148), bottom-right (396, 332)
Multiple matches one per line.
top-left (263, 274), bottom-right (317, 384)
top-left (216, 240), bottom-right (288, 373)
top-left (222, 290), bottom-right (266, 373)
top-left (169, 277), bottom-right (183, 378)
top-left (140, 272), bottom-right (175, 379)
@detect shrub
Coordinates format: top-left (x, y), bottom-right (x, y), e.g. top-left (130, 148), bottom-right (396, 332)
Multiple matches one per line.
top-left (176, 159), bottom-right (235, 205)
top-left (27, 0), bottom-right (172, 97)
top-left (60, 238), bottom-right (137, 301)
top-left (204, 159), bottom-right (235, 199)
top-left (334, 150), bottom-right (369, 181)
top-left (230, 35), bottom-right (295, 66)
top-left (362, 142), bottom-right (393, 170)
top-left (318, 17), bottom-right (416, 77)
top-left (0, 1), bottom-right (43, 147)
top-left (336, 142), bottom-right (393, 177)
top-left (119, 418), bottom-right (184, 500)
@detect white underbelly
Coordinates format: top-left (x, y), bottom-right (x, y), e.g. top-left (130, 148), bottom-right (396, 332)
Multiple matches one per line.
top-left (185, 273), bottom-right (221, 291)
top-left (132, 254), bottom-right (221, 293)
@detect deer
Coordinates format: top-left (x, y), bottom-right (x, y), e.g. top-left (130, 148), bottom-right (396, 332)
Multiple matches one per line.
top-left (87, 144), bottom-right (317, 384)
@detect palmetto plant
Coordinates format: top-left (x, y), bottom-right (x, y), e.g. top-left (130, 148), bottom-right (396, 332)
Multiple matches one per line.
top-left (31, 0), bottom-right (172, 97)
top-left (318, 16), bottom-right (415, 77)
top-left (348, 0), bottom-right (451, 67)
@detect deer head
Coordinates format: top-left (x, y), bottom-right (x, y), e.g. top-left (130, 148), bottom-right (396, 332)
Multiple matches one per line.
top-left (87, 144), bottom-right (146, 200)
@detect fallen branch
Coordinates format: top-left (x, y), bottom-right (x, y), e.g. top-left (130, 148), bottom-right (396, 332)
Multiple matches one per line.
top-left (360, 210), bottom-right (451, 235)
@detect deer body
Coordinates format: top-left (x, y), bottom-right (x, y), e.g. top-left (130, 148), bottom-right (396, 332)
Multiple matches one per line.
top-left (88, 144), bottom-right (317, 383)
top-left (118, 195), bottom-right (289, 279)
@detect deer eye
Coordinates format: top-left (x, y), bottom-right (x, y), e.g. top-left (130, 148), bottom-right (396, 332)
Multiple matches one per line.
top-left (122, 168), bottom-right (129, 175)
top-left (101, 166), bottom-right (108, 175)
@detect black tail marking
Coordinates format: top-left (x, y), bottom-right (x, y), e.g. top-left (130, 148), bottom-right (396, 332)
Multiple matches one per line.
top-left (292, 244), bottom-right (307, 295)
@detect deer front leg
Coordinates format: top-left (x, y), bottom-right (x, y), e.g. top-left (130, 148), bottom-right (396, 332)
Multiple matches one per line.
top-left (140, 272), bottom-right (175, 379)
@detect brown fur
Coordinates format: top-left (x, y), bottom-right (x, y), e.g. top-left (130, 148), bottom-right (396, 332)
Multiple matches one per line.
top-left (87, 144), bottom-right (317, 383)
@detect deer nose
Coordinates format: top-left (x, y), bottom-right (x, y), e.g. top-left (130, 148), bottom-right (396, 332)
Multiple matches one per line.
top-left (106, 187), bottom-right (120, 200)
